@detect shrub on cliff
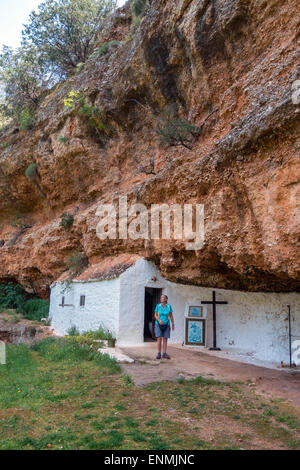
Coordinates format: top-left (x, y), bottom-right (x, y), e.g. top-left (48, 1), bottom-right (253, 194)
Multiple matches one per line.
top-left (0, 1), bottom-right (117, 122)
top-left (66, 250), bottom-right (89, 276)
top-left (132, 0), bottom-right (149, 17)
top-left (156, 106), bottom-right (201, 151)
top-left (78, 104), bottom-right (106, 131)
top-left (22, 0), bottom-right (117, 76)
top-left (94, 40), bottom-right (120, 56)
top-left (60, 212), bottom-right (74, 230)
top-left (0, 45), bottom-right (51, 122)
top-left (19, 107), bottom-right (35, 130)
top-left (64, 91), bottom-right (106, 134)
top-left (25, 163), bottom-right (38, 181)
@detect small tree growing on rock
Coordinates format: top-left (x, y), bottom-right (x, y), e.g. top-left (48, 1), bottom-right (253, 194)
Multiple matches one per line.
top-left (25, 163), bottom-right (38, 181)
top-left (25, 163), bottom-right (45, 198)
top-left (156, 106), bottom-right (201, 151)
top-left (60, 212), bottom-right (74, 230)
top-left (132, 0), bottom-right (149, 17)
top-left (66, 250), bottom-right (89, 276)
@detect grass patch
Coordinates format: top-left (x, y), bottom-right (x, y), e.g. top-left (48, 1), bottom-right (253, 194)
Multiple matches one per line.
top-left (0, 340), bottom-right (299, 450)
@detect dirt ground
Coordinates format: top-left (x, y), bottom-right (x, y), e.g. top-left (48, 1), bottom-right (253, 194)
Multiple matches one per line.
top-left (120, 343), bottom-right (300, 409)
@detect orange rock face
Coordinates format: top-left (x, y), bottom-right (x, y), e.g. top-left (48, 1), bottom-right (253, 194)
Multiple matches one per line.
top-left (0, 0), bottom-right (299, 296)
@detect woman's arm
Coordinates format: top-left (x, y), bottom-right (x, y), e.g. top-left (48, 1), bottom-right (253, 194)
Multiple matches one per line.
top-left (155, 311), bottom-right (163, 324)
top-left (169, 312), bottom-right (175, 330)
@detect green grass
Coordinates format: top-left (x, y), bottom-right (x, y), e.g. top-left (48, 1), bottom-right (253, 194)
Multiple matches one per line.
top-left (0, 339), bottom-right (299, 450)
top-left (21, 298), bottom-right (49, 321)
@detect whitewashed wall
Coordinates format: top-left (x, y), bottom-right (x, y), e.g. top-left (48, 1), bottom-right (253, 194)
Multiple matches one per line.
top-left (118, 260), bottom-right (300, 364)
top-left (49, 277), bottom-right (120, 336)
top-left (50, 259), bottom-right (300, 364)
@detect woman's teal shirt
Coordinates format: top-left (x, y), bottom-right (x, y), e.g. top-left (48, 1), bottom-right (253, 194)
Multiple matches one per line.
top-left (155, 303), bottom-right (173, 325)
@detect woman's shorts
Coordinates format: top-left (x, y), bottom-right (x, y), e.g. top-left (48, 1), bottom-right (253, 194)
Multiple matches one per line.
top-left (154, 323), bottom-right (171, 339)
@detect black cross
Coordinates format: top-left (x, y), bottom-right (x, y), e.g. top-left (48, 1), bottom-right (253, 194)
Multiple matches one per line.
top-left (201, 291), bottom-right (228, 351)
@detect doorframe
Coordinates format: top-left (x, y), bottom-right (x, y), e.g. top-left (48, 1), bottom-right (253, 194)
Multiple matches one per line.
top-left (143, 286), bottom-right (163, 341)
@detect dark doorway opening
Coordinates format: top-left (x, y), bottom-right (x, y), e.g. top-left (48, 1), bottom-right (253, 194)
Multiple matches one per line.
top-left (144, 287), bottom-right (162, 341)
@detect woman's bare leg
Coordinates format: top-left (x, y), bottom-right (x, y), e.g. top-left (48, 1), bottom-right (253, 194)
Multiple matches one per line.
top-left (163, 338), bottom-right (168, 354)
top-left (157, 337), bottom-right (162, 354)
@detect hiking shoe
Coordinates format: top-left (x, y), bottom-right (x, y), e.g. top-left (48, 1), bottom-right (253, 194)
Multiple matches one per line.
top-left (156, 352), bottom-right (161, 360)
top-left (163, 353), bottom-right (171, 360)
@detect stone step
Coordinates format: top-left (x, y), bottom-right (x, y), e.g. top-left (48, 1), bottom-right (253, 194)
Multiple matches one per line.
top-left (98, 347), bottom-right (135, 363)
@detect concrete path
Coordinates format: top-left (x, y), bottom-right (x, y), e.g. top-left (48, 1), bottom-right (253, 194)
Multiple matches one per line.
top-left (120, 343), bottom-right (300, 408)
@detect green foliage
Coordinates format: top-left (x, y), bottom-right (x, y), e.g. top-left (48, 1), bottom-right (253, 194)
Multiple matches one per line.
top-left (75, 327), bottom-right (115, 341)
top-left (66, 250), bottom-right (88, 275)
top-left (75, 62), bottom-right (84, 74)
top-left (0, 283), bottom-right (26, 311)
top-left (132, 0), bottom-right (149, 17)
top-left (58, 135), bottom-right (69, 143)
top-left (22, 0), bottom-right (117, 76)
top-left (90, 328), bottom-right (114, 341)
top-left (60, 212), bottom-right (74, 230)
top-left (19, 107), bottom-right (35, 130)
top-left (25, 163), bottom-right (37, 180)
top-left (156, 105), bottom-right (201, 150)
top-left (94, 40), bottom-right (120, 56)
top-left (64, 91), bottom-right (106, 132)
top-left (0, 45), bottom-right (51, 121)
top-left (68, 326), bottom-right (80, 336)
top-left (21, 298), bottom-right (50, 321)
top-left (32, 336), bottom-right (120, 372)
top-left (0, 1), bottom-right (117, 121)
top-left (0, 282), bottom-right (49, 321)
top-left (78, 104), bottom-right (105, 130)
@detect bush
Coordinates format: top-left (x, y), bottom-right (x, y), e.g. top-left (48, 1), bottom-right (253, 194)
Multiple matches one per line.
top-left (95, 40), bottom-right (120, 56)
top-left (64, 91), bottom-right (106, 133)
top-left (19, 107), bottom-right (35, 130)
top-left (60, 212), bottom-right (74, 230)
top-left (58, 135), bottom-right (69, 143)
top-left (66, 250), bottom-right (88, 275)
top-left (32, 337), bottom-right (120, 372)
top-left (156, 106), bottom-right (201, 150)
top-left (80, 327), bottom-right (115, 341)
top-left (0, 283), bottom-right (25, 311)
top-left (22, 0), bottom-right (117, 77)
top-left (78, 104), bottom-right (105, 130)
top-left (21, 298), bottom-right (50, 321)
top-left (75, 62), bottom-right (84, 74)
top-left (132, 0), bottom-right (149, 17)
top-left (0, 282), bottom-right (49, 321)
top-left (25, 163), bottom-right (37, 180)
top-left (67, 326), bottom-right (80, 336)
top-left (0, 45), bottom-right (52, 123)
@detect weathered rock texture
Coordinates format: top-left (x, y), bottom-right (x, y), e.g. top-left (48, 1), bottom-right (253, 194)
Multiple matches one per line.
top-left (0, 0), bottom-right (299, 295)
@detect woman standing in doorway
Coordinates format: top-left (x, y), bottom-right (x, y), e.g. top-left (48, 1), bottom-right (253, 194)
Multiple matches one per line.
top-left (154, 294), bottom-right (175, 360)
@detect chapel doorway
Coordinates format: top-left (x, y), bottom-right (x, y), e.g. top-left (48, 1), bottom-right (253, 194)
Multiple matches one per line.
top-left (144, 287), bottom-right (162, 341)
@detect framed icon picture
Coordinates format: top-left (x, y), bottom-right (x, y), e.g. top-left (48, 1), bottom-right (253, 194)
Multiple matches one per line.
top-left (188, 305), bottom-right (203, 317)
top-left (185, 318), bottom-right (206, 346)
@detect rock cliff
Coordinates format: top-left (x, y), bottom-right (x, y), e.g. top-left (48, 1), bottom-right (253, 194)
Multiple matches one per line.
top-left (0, 0), bottom-right (299, 295)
